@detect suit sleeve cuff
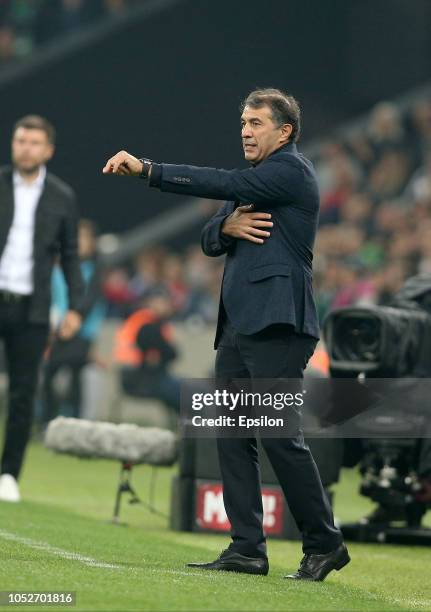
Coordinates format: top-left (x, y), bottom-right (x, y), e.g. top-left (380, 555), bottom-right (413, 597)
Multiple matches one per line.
top-left (149, 163), bottom-right (163, 187)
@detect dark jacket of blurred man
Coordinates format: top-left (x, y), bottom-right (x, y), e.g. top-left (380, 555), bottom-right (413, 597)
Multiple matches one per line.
top-left (102, 88), bottom-right (349, 582)
top-left (0, 115), bottom-right (83, 503)
top-left (114, 290), bottom-right (180, 413)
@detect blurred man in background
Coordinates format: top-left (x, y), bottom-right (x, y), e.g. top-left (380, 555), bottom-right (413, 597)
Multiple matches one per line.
top-left (0, 115), bottom-right (83, 502)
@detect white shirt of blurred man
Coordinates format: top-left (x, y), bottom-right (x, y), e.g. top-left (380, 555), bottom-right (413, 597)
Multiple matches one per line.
top-left (0, 166), bottom-right (46, 294)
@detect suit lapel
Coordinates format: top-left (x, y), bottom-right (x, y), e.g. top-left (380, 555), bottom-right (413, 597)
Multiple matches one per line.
top-left (33, 174), bottom-right (54, 251)
top-left (0, 168), bottom-right (15, 257)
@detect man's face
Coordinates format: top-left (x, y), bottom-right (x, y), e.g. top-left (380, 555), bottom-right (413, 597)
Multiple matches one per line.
top-left (241, 104), bottom-right (292, 164)
top-left (12, 127), bottom-right (54, 174)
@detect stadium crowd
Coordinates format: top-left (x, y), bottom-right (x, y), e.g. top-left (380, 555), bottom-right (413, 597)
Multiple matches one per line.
top-left (313, 97), bottom-right (431, 321)
top-left (101, 245), bottom-right (224, 325)
top-left (0, 0), bottom-right (140, 64)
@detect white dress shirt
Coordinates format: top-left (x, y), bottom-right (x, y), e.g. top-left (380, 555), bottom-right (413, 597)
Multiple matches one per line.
top-left (0, 166), bottom-right (46, 295)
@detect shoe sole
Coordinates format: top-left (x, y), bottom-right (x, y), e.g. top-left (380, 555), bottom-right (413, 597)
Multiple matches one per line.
top-left (187, 563), bottom-right (268, 576)
top-left (217, 563), bottom-right (268, 576)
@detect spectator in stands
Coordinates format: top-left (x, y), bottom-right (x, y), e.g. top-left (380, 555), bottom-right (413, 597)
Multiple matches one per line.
top-left (104, 0), bottom-right (129, 17)
top-left (0, 24), bottom-right (14, 63)
top-left (39, 219), bottom-right (106, 426)
top-left (405, 152), bottom-right (431, 206)
top-left (338, 192), bottom-right (373, 233)
top-left (183, 246), bottom-right (223, 324)
top-left (114, 287), bottom-right (180, 413)
top-left (416, 220), bottom-right (431, 274)
top-left (374, 260), bottom-right (410, 305)
top-left (408, 100), bottom-right (431, 164)
top-left (367, 149), bottom-right (412, 202)
top-left (34, 0), bottom-right (105, 46)
top-left (317, 142), bottom-right (361, 225)
top-left (162, 254), bottom-right (189, 315)
top-left (367, 102), bottom-right (408, 160)
top-left (102, 267), bottom-right (135, 318)
top-left (0, 0), bottom-right (37, 62)
top-left (127, 247), bottom-right (166, 306)
top-left (0, 0), bottom-right (139, 62)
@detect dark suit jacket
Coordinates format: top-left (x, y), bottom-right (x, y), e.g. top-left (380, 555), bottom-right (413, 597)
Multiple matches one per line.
top-left (149, 142), bottom-right (320, 347)
top-left (0, 166), bottom-right (84, 325)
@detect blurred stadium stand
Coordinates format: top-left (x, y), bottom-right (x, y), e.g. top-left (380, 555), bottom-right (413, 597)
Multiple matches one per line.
top-left (1, 0), bottom-right (431, 232)
top-left (0, 0), bottom-right (157, 65)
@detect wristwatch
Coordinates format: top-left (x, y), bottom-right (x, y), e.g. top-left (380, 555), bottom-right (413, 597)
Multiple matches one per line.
top-left (139, 158), bottom-right (153, 179)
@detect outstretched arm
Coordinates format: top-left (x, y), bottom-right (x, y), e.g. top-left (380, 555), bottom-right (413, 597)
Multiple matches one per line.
top-left (102, 152), bottom-right (274, 250)
top-left (149, 161), bottom-right (296, 204)
top-left (102, 150), bottom-right (301, 205)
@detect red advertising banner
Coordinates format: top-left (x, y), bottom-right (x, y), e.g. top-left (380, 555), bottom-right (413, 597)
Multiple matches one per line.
top-left (195, 481), bottom-right (284, 535)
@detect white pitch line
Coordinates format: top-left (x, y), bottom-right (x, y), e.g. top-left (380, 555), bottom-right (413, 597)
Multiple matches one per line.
top-left (0, 529), bottom-right (120, 570)
top-left (0, 530), bottom-right (218, 578)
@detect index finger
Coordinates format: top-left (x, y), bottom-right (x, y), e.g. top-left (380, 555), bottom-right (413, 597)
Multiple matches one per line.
top-left (103, 153), bottom-right (126, 174)
top-left (102, 157), bottom-right (117, 173)
top-left (110, 156), bottom-right (124, 174)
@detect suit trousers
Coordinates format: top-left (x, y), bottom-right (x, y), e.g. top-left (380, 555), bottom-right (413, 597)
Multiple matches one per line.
top-left (0, 296), bottom-right (48, 479)
top-left (215, 318), bottom-right (343, 557)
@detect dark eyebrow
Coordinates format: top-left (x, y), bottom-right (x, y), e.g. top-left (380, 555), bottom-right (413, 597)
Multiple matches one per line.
top-left (241, 116), bottom-right (263, 123)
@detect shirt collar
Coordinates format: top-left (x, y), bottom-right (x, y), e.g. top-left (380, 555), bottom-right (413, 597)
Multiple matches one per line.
top-left (13, 165), bottom-right (47, 188)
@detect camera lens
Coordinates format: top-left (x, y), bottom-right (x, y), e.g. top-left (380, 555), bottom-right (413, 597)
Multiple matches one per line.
top-left (332, 314), bottom-right (380, 363)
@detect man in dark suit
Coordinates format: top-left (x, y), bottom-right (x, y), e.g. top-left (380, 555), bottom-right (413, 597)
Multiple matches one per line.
top-left (0, 115), bottom-right (83, 502)
top-left (103, 88), bottom-right (349, 581)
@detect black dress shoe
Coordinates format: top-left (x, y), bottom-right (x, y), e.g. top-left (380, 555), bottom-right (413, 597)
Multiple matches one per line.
top-left (284, 543), bottom-right (350, 581)
top-left (187, 549), bottom-right (269, 575)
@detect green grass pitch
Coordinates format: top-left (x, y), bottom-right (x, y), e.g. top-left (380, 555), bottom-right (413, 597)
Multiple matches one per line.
top-left (0, 439), bottom-right (430, 611)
